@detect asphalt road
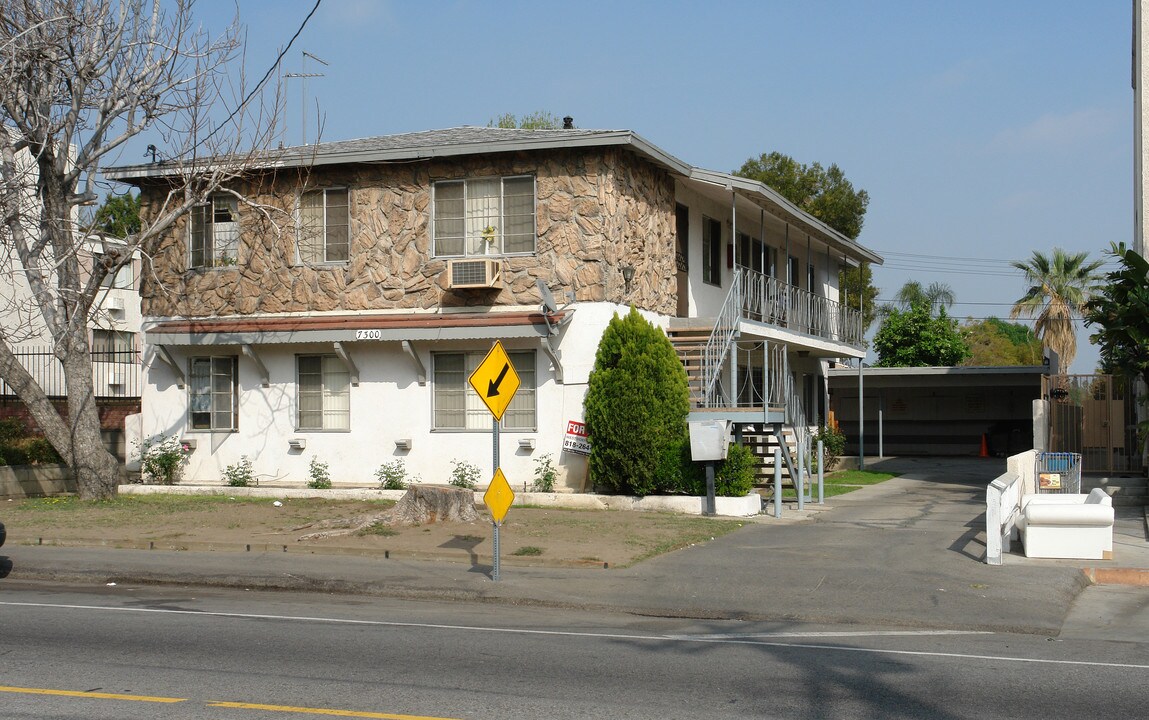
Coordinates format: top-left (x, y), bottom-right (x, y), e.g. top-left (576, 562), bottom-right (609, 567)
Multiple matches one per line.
top-left (2, 581), bottom-right (1148, 719)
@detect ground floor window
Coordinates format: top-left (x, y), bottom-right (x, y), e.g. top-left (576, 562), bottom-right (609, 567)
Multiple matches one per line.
top-left (432, 349), bottom-right (536, 430)
top-left (189, 356), bottom-right (238, 430)
top-left (297, 354), bottom-right (350, 430)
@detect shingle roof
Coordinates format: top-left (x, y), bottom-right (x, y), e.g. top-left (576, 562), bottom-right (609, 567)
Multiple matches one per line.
top-left (104, 126), bottom-right (692, 179)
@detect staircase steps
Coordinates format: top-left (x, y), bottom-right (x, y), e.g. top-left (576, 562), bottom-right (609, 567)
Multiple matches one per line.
top-left (667, 325), bottom-right (711, 406)
top-left (1083, 475), bottom-right (1149, 507)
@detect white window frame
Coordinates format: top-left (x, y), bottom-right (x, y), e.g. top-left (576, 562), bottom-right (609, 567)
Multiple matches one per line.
top-left (189, 195), bottom-right (240, 269)
top-left (188, 356), bottom-right (238, 431)
top-left (297, 187), bottom-right (350, 264)
top-left (431, 175), bottom-right (536, 257)
top-left (296, 354), bottom-right (351, 431)
top-left (431, 349), bottom-right (536, 430)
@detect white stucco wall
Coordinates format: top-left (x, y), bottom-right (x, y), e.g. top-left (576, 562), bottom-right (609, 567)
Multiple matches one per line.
top-left (139, 300), bottom-right (661, 491)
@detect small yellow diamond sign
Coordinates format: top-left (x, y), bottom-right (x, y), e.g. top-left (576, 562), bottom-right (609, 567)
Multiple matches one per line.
top-left (468, 340), bottom-right (520, 421)
top-left (484, 468), bottom-right (515, 525)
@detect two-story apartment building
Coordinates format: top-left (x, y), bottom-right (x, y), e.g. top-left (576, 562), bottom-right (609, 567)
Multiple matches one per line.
top-left (105, 127), bottom-right (880, 489)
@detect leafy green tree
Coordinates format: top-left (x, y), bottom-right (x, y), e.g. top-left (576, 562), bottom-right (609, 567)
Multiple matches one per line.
top-left (91, 193), bottom-right (141, 239)
top-left (873, 302), bottom-right (971, 367)
top-left (734, 151), bottom-right (870, 240)
top-left (488, 111), bottom-right (564, 130)
top-left (584, 307), bottom-right (690, 497)
top-left (1010, 248), bottom-right (1103, 370)
top-left (961, 317), bottom-right (1043, 366)
top-left (839, 262), bottom-right (880, 333)
top-left (1084, 243), bottom-right (1149, 385)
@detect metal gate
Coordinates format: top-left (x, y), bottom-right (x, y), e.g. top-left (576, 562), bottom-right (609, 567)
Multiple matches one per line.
top-left (1043, 374), bottom-right (1143, 474)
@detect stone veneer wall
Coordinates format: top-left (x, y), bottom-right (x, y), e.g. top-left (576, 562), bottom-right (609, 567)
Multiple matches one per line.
top-left (140, 148), bottom-right (677, 318)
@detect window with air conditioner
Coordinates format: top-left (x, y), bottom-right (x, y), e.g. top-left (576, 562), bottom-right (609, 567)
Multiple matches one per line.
top-left (432, 176), bottom-right (535, 257)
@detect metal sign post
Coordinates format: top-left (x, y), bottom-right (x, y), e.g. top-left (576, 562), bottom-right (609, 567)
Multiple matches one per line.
top-left (469, 341), bottom-right (520, 581)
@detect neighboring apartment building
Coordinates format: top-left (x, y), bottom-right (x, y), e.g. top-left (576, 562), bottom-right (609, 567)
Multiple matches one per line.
top-left (0, 143), bottom-right (143, 454)
top-left (105, 127), bottom-right (880, 489)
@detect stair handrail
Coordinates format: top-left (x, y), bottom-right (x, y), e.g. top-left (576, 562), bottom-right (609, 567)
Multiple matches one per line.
top-left (699, 270), bottom-right (743, 408)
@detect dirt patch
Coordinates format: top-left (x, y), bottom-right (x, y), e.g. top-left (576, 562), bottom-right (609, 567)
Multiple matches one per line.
top-left (2, 495), bottom-right (747, 568)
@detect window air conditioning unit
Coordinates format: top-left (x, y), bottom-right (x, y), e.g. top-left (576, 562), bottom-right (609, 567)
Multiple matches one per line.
top-left (107, 371), bottom-right (125, 386)
top-left (447, 258), bottom-right (502, 289)
top-left (106, 296), bottom-right (125, 311)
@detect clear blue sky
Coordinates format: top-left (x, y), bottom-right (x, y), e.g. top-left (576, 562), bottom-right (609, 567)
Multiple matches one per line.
top-left (154, 0), bottom-right (1133, 372)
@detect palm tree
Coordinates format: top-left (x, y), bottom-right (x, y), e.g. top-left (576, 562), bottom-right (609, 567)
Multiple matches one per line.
top-left (1009, 249), bottom-right (1103, 371)
top-left (880, 280), bottom-right (956, 318)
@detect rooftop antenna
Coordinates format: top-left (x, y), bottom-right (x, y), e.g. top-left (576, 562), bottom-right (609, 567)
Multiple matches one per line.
top-left (284, 50), bottom-right (328, 145)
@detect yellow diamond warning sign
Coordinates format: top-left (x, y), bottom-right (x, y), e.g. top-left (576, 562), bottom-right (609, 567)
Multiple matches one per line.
top-left (468, 340), bottom-right (520, 421)
top-left (483, 468), bottom-right (515, 525)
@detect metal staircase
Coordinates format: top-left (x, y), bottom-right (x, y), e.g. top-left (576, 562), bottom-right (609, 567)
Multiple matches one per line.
top-left (667, 272), bottom-right (813, 494)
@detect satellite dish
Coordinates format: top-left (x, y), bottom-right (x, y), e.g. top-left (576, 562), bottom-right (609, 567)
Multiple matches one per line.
top-left (536, 278), bottom-right (559, 315)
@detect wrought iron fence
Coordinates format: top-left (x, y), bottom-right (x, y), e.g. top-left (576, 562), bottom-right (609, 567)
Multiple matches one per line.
top-left (0, 346), bottom-right (142, 399)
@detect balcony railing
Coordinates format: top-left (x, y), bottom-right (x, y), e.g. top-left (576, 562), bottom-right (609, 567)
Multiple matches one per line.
top-left (737, 267), bottom-right (863, 348)
top-left (0, 347), bottom-right (142, 399)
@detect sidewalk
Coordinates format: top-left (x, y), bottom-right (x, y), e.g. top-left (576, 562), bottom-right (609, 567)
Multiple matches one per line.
top-left (4, 457), bottom-right (1147, 635)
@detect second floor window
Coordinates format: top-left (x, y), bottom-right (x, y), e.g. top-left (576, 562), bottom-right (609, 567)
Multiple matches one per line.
top-left (703, 216), bottom-right (722, 286)
top-left (432, 176), bottom-right (535, 257)
top-left (298, 188), bottom-right (349, 264)
top-left (190, 196), bottom-right (239, 269)
top-left (92, 329), bottom-right (135, 362)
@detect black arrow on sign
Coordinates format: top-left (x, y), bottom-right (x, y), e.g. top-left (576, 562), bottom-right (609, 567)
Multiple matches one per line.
top-left (487, 363), bottom-right (510, 397)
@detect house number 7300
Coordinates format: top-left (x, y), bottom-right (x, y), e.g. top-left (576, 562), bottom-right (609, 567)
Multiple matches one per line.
top-left (354, 329), bottom-right (382, 340)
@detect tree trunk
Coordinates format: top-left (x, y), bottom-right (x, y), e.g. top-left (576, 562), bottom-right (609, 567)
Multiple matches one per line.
top-left (391, 485), bottom-right (479, 525)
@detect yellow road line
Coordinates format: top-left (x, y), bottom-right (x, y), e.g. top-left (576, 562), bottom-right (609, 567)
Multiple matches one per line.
top-left (207, 700), bottom-right (462, 719)
top-left (0, 685), bottom-right (186, 703)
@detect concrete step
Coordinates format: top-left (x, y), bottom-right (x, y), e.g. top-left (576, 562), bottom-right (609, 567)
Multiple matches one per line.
top-left (1083, 475), bottom-right (1149, 507)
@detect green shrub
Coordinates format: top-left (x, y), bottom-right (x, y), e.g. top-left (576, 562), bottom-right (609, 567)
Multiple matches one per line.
top-left (0, 419), bottom-right (62, 466)
top-left (137, 434), bottom-right (193, 485)
top-left (531, 453), bottom-right (558, 492)
top-left (223, 456), bottom-right (255, 487)
top-left (812, 424), bottom-right (846, 472)
top-left (584, 307), bottom-right (690, 497)
top-left (448, 459), bottom-right (479, 489)
top-left (375, 459), bottom-right (410, 490)
top-left (307, 457), bottom-right (332, 489)
top-left (713, 443), bottom-right (757, 497)
top-left (655, 434), bottom-right (703, 495)
top-left (0, 418), bottom-right (25, 443)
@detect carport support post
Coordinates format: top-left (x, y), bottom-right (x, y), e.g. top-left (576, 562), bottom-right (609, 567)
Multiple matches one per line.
top-left (796, 438), bottom-right (805, 511)
top-left (817, 440), bottom-right (825, 504)
top-left (773, 448), bottom-right (782, 518)
top-left (858, 360), bottom-right (865, 470)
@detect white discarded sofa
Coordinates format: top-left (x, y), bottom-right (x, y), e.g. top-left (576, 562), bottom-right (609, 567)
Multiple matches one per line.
top-left (1018, 488), bottom-right (1114, 560)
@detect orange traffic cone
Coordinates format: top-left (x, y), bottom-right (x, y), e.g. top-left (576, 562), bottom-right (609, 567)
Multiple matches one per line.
top-left (979, 434), bottom-right (989, 458)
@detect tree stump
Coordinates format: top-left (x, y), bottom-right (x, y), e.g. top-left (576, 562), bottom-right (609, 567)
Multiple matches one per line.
top-left (391, 484), bottom-right (478, 525)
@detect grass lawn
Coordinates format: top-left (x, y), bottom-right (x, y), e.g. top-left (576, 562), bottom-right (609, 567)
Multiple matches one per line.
top-left (764, 469), bottom-right (898, 500)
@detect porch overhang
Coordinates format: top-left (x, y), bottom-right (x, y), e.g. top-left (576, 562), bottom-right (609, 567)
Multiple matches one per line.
top-left (145, 310), bottom-right (564, 346)
top-left (736, 319), bottom-right (866, 360)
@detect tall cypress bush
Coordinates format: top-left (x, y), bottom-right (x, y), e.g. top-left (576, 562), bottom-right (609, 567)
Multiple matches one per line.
top-left (584, 307), bottom-right (690, 496)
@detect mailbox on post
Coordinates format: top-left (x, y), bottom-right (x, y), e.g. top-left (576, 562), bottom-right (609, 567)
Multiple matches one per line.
top-left (689, 420), bottom-right (730, 515)
top-left (689, 420), bottom-right (730, 462)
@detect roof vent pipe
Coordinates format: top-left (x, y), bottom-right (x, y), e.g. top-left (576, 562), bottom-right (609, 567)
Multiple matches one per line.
top-left (562, 116), bottom-right (574, 129)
